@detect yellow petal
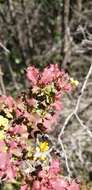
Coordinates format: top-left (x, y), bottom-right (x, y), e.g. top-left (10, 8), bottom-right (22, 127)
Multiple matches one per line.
top-left (70, 78), bottom-right (79, 86)
top-left (40, 155), bottom-right (46, 161)
top-left (36, 147), bottom-right (40, 152)
top-left (0, 131), bottom-right (5, 140)
top-left (39, 141), bottom-right (49, 152)
top-left (0, 115), bottom-right (9, 128)
top-left (6, 112), bottom-right (13, 119)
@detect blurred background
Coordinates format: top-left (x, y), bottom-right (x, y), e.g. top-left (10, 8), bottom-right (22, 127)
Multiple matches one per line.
top-left (0, 0), bottom-right (92, 189)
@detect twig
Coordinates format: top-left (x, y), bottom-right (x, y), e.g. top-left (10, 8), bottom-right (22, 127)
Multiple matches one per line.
top-left (58, 138), bottom-right (71, 180)
top-left (0, 42), bottom-right (19, 91)
top-left (78, 101), bottom-right (92, 115)
top-left (0, 65), bottom-right (6, 95)
top-left (58, 63), bottom-right (92, 137)
top-left (75, 113), bottom-right (92, 138)
top-left (58, 63), bottom-right (92, 176)
top-left (74, 63), bottom-right (92, 113)
top-left (58, 112), bottom-right (73, 138)
top-left (0, 42), bottom-right (10, 54)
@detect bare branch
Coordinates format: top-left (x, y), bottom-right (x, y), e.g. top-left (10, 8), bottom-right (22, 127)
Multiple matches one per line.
top-left (0, 42), bottom-right (19, 91)
top-left (75, 113), bottom-right (92, 138)
top-left (58, 138), bottom-right (71, 179)
top-left (58, 63), bottom-right (92, 176)
top-left (74, 63), bottom-right (92, 113)
top-left (0, 65), bottom-right (6, 95)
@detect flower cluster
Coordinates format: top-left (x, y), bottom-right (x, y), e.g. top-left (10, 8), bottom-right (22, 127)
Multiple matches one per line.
top-left (21, 160), bottom-right (80, 190)
top-left (0, 64), bottom-right (80, 189)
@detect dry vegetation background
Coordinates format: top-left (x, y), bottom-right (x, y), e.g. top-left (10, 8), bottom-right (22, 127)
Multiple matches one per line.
top-left (0, 0), bottom-right (92, 189)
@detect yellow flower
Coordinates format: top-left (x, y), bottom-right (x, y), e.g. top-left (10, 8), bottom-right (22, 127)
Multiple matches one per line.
top-left (33, 141), bottom-right (49, 161)
top-left (0, 115), bottom-right (9, 128)
top-left (40, 155), bottom-right (47, 161)
top-left (2, 144), bottom-right (7, 152)
top-left (0, 130), bottom-right (5, 140)
top-left (27, 140), bottom-right (36, 158)
top-left (27, 147), bottom-right (35, 158)
top-left (70, 78), bottom-right (79, 86)
top-left (39, 141), bottom-right (49, 152)
top-left (5, 110), bottom-right (13, 119)
top-left (36, 147), bottom-right (40, 152)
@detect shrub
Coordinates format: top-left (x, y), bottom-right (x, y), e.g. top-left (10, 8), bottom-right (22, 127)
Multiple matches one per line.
top-left (0, 64), bottom-right (80, 190)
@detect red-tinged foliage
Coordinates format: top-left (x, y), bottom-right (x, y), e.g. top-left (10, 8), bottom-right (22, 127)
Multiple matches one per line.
top-left (0, 64), bottom-right (80, 190)
top-left (26, 66), bottom-right (40, 85)
top-left (31, 160), bottom-right (80, 190)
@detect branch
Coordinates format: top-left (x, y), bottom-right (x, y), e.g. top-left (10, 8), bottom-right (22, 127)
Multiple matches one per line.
top-left (59, 62), bottom-right (92, 136)
top-left (58, 63), bottom-right (92, 176)
top-left (74, 63), bottom-right (92, 113)
top-left (0, 65), bottom-right (6, 95)
top-left (0, 42), bottom-right (19, 91)
top-left (0, 42), bottom-right (10, 54)
top-left (61, 0), bottom-right (71, 68)
top-left (58, 138), bottom-right (71, 179)
top-left (75, 113), bottom-right (92, 138)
